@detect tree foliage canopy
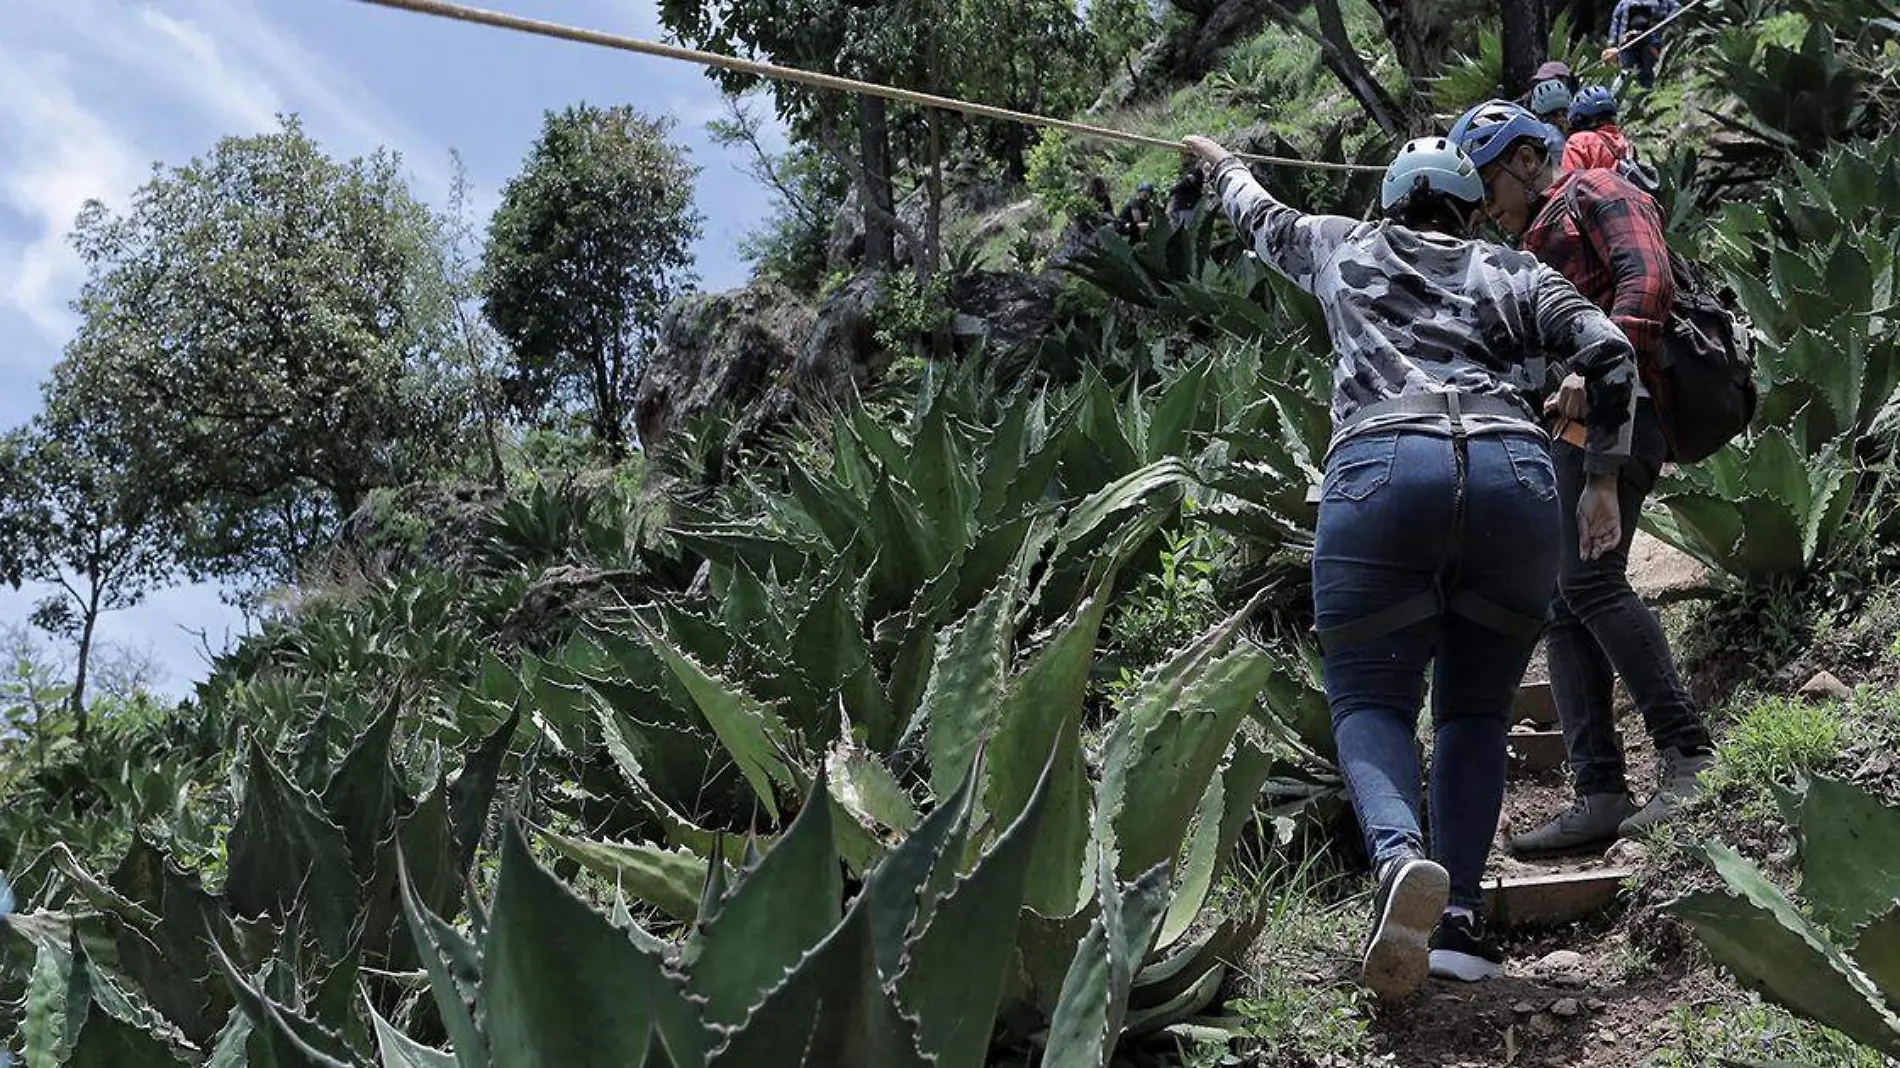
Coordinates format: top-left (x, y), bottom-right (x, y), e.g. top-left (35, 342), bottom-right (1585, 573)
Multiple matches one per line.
top-left (47, 115), bottom-right (471, 586)
top-left (482, 104), bottom-right (703, 456)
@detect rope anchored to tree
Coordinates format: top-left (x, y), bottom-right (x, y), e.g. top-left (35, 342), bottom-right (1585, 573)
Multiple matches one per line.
top-left (348, 0), bottom-right (1389, 174)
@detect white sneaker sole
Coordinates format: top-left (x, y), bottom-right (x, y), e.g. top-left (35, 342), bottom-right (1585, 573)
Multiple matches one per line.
top-left (1430, 948), bottom-right (1503, 982)
top-left (1361, 859), bottom-right (1450, 1000)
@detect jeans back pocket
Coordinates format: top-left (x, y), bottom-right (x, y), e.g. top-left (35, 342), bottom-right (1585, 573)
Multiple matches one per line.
top-left (1323, 434), bottom-right (1399, 503)
top-left (1501, 435), bottom-right (1558, 502)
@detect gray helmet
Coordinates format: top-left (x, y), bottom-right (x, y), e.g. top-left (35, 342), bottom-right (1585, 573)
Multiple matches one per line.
top-left (1380, 136), bottom-right (1484, 211)
top-left (1531, 78), bottom-right (1574, 117)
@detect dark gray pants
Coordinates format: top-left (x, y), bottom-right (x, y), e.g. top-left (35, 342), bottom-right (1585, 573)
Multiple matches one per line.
top-left (1547, 403), bottom-right (1711, 796)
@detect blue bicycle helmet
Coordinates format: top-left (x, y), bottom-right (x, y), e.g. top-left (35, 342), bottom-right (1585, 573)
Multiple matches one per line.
top-left (1448, 100), bottom-right (1553, 168)
top-left (1568, 86), bottom-right (1618, 124)
top-left (1380, 137), bottom-right (1485, 211)
top-left (1530, 78), bottom-right (1574, 118)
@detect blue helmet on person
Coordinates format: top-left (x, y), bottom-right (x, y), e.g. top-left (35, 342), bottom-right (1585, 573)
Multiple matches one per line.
top-left (1568, 86), bottom-right (1618, 124)
top-left (1380, 137), bottom-right (1485, 211)
top-left (1448, 100), bottom-right (1552, 169)
top-left (1530, 78), bottom-right (1574, 118)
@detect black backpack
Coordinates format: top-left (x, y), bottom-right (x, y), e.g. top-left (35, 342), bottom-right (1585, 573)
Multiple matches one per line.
top-left (1656, 251), bottom-right (1759, 462)
top-left (1564, 184), bottom-right (1757, 463)
top-left (1623, 0), bottom-right (1664, 34)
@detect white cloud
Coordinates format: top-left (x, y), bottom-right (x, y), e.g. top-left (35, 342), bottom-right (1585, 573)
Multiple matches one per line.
top-left (0, 49), bottom-right (143, 342)
top-left (135, 8), bottom-right (288, 133)
top-left (0, 0), bottom-right (461, 348)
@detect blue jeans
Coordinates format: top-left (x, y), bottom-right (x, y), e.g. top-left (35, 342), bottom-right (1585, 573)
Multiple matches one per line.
top-left (1316, 430), bottom-right (1562, 908)
top-left (1547, 402), bottom-right (1711, 795)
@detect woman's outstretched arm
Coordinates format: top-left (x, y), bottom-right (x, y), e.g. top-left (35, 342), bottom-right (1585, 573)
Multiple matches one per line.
top-left (1183, 136), bottom-right (1362, 294)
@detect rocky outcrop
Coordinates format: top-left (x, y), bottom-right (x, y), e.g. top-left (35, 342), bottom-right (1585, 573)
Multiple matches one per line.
top-left (634, 282), bottom-right (820, 448)
top-left (329, 481), bottom-right (505, 578)
top-left (636, 265), bottom-right (1070, 455)
top-left (950, 272), bottom-right (1061, 355)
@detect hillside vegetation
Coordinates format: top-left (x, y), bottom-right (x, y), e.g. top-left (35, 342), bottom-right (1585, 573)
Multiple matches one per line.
top-left (4, 0), bottom-right (1900, 1064)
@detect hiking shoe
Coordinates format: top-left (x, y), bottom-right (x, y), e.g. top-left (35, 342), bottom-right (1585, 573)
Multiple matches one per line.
top-left (1361, 853), bottom-right (1450, 1000)
top-left (1429, 910), bottom-right (1505, 982)
top-left (1619, 746), bottom-right (1715, 836)
top-left (1508, 793), bottom-right (1639, 857)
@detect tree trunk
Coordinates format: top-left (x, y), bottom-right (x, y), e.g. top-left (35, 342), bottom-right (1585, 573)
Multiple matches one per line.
top-left (593, 343), bottom-right (628, 461)
top-left (1267, 0), bottom-right (1410, 138)
top-left (857, 96), bottom-right (897, 270)
top-left (1366, 0), bottom-right (1455, 90)
top-left (72, 588), bottom-right (99, 741)
top-left (1500, 0), bottom-right (1550, 97)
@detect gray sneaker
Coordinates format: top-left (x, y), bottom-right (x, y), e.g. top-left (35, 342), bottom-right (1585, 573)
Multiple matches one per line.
top-left (1508, 793), bottom-right (1639, 857)
top-left (1620, 746), bottom-right (1714, 836)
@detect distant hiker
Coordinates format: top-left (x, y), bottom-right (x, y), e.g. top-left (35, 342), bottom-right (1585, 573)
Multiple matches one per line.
top-left (1085, 174), bottom-right (1114, 221)
top-left (1562, 87), bottom-right (1633, 171)
top-left (1117, 182), bottom-right (1157, 239)
top-left (1564, 87), bottom-right (1663, 194)
top-left (1531, 78), bottom-right (1574, 157)
top-left (1451, 100), bottom-right (1715, 859)
top-left (1602, 0), bottom-right (1678, 88)
top-left (1168, 164), bottom-right (1206, 227)
top-left (1183, 131), bottom-right (1637, 999)
top-left (1533, 60), bottom-right (1580, 94)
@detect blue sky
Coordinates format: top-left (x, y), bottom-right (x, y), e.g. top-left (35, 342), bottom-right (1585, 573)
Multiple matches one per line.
top-left (0, 0), bottom-right (780, 695)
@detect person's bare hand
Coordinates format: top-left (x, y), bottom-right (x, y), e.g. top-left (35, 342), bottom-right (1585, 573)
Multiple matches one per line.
top-left (1182, 136), bottom-right (1232, 168)
top-left (1542, 373), bottom-right (1588, 420)
top-left (1578, 474), bottom-right (1622, 561)
top-left (1600, 46), bottom-right (1621, 61)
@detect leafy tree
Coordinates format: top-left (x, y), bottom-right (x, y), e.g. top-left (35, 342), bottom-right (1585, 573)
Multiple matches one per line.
top-left (483, 105), bottom-right (703, 459)
top-left (47, 116), bottom-right (472, 587)
top-left (0, 426), bottom-right (174, 736)
top-left (709, 96), bottom-right (852, 292)
top-left (659, 0), bottom-right (909, 269)
top-left (1089, 0), bottom-right (1163, 77)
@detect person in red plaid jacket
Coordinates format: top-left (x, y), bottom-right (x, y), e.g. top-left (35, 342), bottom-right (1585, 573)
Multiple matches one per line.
top-left (1450, 100), bottom-right (1716, 858)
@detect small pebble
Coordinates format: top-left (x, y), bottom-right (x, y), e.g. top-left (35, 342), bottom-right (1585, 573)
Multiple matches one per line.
top-left (1586, 997), bottom-right (1608, 1012)
top-left (1513, 1000), bottom-right (1536, 1015)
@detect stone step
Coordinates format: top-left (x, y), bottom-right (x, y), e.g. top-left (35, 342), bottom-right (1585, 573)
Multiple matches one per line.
top-left (1507, 729), bottom-right (1570, 774)
top-left (1514, 681), bottom-right (1558, 727)
top-left (1482, 867), bottom-right (1634, 930)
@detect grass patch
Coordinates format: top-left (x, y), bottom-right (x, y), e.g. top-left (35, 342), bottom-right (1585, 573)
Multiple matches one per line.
top-left (1704, 694), bottom-right (1847, 801)
top-left (1646, 994), bottom-right (1889, 1067)
top-left (1225, 859), bottom-right (1377, 1065)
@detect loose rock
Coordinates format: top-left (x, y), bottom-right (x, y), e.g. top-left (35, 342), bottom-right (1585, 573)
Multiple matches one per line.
top-left (1534, 949), bottom-right (1585, 977)
top-left (1605, 838), bottom-right (1651, 868)
top-left (1513, 1000), bottom-right (1537, 1015)
top-left (1799, 670), bottom-right (1854, 702)
top-left (1550, 997), bottom-right (1582, 1018)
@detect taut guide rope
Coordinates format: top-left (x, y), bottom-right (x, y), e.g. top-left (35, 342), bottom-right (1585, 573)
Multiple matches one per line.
top-left (348, 0), bottom-right (1388, 174)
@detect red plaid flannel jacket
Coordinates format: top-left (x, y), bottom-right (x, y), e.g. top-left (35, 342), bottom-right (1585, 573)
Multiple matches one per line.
top-left (1522, 169), bottom-right (1673, 447)
top-left (1522, 169), bottom-right (1675, 367)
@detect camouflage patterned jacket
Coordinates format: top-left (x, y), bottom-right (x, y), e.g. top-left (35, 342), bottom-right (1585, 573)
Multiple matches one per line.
top-left (1212, 156), bottom-right (1638, 474)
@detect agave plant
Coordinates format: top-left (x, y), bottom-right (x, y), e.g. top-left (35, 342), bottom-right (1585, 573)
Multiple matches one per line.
top-left (1644, 422), bottom-right (1857, 581)
top-left (1671, 776), bottom-right (1900, 1056)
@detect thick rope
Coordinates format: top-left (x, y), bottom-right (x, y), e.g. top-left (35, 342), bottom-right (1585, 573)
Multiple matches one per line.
top-left (349, 0), bottom-right (1387, 174)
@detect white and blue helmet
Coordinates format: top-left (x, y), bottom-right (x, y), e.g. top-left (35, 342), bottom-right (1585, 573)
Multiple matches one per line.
top-left (1380, 137), bottom-right (1485, 211)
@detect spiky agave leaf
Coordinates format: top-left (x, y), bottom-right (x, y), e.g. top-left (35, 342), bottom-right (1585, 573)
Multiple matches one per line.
top-left (481, 819), bottom-right (709, 1067)
top-left (895, 744), bottom-right (1060, 1068)
top-left (1669, 844), bottom-right (1900, 1056)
